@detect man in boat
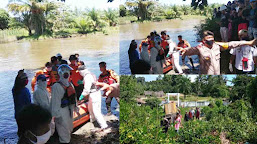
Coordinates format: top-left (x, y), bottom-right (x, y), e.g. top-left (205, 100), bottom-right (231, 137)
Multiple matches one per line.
top-left (161, 31), bottom-right (169, 56)
top-left (139, 35), bottom-right (151, 53)
top-left (56, 53), bottom-right (63, 65)
top-left (69, 55), bottom-right (84, 100)
top-left (50, 64), bottom-right (77, 143)
top-left (43, 62), bottom-right (52, 93)
top-left (179, 30), bottom-right (257, 75)
top-left (229, 29), bottom-right (257, 74)
top-left (78, 65), bottom-right (108, 131)
top-left (98, 61), bottom-right (119, 115)
top-left (178, 35), bottom-right (195, 69)
top-left (50, 56), bottom-right (60, 85)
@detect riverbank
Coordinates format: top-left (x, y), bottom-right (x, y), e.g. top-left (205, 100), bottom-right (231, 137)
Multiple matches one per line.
top-left (0, 26), bottom-right (119, 44)
top-left (119, 15), bottom-right (207, 25)
top-left (46, 115), bottom-right (119, 144)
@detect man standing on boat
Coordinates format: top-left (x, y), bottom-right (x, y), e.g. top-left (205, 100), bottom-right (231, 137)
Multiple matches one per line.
top-left (179, 31), bottom-right (257, 75)
top-left (98, 61), bottom-right (119, 115)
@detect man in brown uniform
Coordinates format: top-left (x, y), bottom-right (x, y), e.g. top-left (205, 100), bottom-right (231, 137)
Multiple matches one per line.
top-left (179, 31), bottom-right (256, 75)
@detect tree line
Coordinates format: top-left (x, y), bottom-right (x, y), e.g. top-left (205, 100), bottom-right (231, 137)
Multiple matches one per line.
top-left (119, 0), bottom-right (219, 21)
top-left (121, 75), bottom-right (257, 109)
top-left (0, 0), bottom-right (118, 37)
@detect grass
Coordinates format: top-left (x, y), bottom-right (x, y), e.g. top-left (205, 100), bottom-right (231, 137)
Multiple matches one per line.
top-left (0, 26), bottom-right (118, 43)
top-left (119, 15), bottom-right (207, 25)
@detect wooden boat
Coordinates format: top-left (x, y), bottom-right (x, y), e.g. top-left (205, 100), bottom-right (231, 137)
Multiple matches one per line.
top-left (73, 100), bottom-right (90, 128)
top-left (163, 60), bottom-right (173, 74)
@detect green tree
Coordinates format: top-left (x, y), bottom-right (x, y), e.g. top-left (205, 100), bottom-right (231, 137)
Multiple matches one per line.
top-left (0, 9), bottom-right (10, 30)
top-left (230, 75), bottom-right (253, 102)
top-left (119, 4), bottom-right (127, 17)
top-left (104, 8), bottom-right (118, 26)
top-left (8, 0), bottom-right (58, 35)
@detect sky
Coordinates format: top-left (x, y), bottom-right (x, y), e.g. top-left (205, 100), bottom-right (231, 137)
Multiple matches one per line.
top-left (135, 75), bottom-right (238, 86)
top-left (120, 0), bottom-right (231, 5)
top-left (0, 0), bottom-right (119, 12)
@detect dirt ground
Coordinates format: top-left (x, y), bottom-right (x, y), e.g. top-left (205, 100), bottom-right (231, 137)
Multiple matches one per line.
top-left (48, 115), bottom-right (119, 144)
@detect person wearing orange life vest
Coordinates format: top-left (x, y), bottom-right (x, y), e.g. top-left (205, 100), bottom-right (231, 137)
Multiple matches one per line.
top-left (139, 35), bottom-right (151, 53)
top-left (178, 35), bottom-right (195, 69)
top-left (69, 55), bottom-right (84, 100)
top-left (31, 70), bottom-right (44, 92)
top-left (43, 62), bottom-right (52, 93)
top-left (98, 62), bottom-right (119, 114)
top-left (50, 56), bottom-right (59, 85)
top-left (161, 31), bottom-right (169, 56)
top-left (50, 64), bottom-right (78, 143)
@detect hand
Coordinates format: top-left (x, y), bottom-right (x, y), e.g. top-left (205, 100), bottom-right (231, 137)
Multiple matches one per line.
top-left (250, 39), bottom-right (257, 46)
top-left (95, 82), bottom-right (113, 96)
top-left (79, 95), bottom-right (84, 101)
top-left (229, 63), bottom-right (233, 73)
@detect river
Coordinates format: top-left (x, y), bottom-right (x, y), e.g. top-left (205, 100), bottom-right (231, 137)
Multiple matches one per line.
top-left (0, 33), bottom-right (119, 143)
top-left (120, 17), bottom-right (205, 74)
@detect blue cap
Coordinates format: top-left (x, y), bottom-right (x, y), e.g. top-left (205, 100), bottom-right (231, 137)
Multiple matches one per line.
top-left (58, 64), bottom-right (73, 71)
top-left (250, 0), bottom-right (256, 2)
top-left (37, 74), bottom-right (46, 81)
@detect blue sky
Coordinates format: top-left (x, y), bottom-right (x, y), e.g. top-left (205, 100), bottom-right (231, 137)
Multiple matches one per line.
top-left (0, 0), bottom-right (119, 12)
top-left (135, 75), bottom-right (239, 86)
top-left (120, 0), bottom-right (231, 5)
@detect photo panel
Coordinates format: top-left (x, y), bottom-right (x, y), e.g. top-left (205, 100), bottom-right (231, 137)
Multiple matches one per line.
top-left (120, 0), bottom-right (257, 75)
top-left (120, 74), bottom-right (257, 143)
top-left (0, 0), bottom-right (119, 143)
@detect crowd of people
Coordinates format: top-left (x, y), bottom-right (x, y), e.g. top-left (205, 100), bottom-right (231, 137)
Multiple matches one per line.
top-left (161, 107), bottom-right (201, 134)
top-left (128, 31), bottom-right (195, 75)
top-left (12, 53), bottom-right (119, 144)
top-left (213, 0), bottom-right (257, 74)
top-left (128, 29), bottom-right (256, 75)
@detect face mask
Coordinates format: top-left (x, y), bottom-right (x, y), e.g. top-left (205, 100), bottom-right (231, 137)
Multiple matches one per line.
top-left (46, 67), bottom-right (52, 72)
top-left (29, 130), bottom-right (51, 144)
top-left (63, 73), bottom-right (69, 79)
top-left (25, 79), bottom-right (29, 86)
top-left (241, 37), bottom-right (249, 41)
top-left (205, 40), bottom-right (214, 47)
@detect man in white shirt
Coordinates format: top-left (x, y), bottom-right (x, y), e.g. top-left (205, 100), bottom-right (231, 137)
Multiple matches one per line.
top-left (229, 29), bottom-right (257, 74)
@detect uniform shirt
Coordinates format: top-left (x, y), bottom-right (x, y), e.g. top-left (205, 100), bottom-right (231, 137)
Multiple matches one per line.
top-left (184, 41), bottom-right (251, 74)
top-left (230, 45), bottom-right (257, 71)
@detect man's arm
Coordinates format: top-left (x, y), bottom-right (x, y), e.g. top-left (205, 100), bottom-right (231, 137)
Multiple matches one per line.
top-left (180, 46), bottom-right (200, 56)
top-left (217, 39), bottom-right (257, 50)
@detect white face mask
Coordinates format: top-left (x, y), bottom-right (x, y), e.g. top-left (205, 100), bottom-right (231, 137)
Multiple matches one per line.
top-left (29, 130), bottom-right (51, 144)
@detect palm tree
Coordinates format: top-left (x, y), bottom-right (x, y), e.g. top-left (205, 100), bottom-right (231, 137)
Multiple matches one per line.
top-left (87, 8), bottom-right (102, 31)
top-left (125, 0), bottom-right (156, 21)
top-left (8, 0), bottom-right (58, 35)
top-left (74, 16), bottom-right (93, 34)
top-left (104, 8), bottom-right (118, 26)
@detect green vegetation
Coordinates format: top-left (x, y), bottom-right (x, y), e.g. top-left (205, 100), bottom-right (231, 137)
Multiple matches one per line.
top-left (119, 1), bottom-right (220, 24)
top-left (0, 0), bottom-right (118, 42)
top-left (120, 75), bottom-right (257, 143)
